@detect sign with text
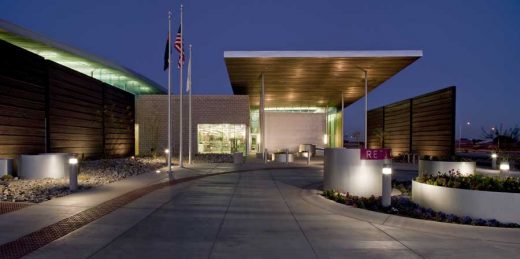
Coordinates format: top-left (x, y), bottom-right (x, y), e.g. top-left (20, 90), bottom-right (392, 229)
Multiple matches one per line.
top-left (360, 148), bottom-right (391, 160)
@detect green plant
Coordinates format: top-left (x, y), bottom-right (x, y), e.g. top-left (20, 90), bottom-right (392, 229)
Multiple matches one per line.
top-left (415, 171), bottom-right (520, 193)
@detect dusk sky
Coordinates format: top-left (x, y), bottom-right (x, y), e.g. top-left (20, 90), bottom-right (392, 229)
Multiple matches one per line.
top-left (1, 0), bottom-right (519, 139)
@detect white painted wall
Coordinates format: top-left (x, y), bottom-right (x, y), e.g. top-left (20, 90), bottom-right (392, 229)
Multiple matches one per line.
top-left (412, 180), bottom-right (520, 224)
top-left (418, 160), bottom-right (476, 176)
top-left (265, 112), bottom-right (325, 153)
top-left (324, 148), bottom-right (384, 197)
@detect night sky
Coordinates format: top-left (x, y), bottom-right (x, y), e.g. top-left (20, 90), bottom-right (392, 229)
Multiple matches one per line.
top-left (1, 0), bottom-right (519, 139)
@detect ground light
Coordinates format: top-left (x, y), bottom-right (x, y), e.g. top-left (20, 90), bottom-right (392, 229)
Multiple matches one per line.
top-left (68, 157), bottom-right (78, 191)
top-left (382, 162), bottom-right (392, 207)
top-left (499, 161), bottom-right (510, 175)
top-left (491, 153), bottom-right (498, 169)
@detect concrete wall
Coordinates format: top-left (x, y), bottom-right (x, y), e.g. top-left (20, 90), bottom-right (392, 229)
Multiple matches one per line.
top-left (265, 112), bottom-right (325, 153)
top-left (412, 180), bottom-right (520, 224)
top-left (324, 148), bottom-right (384, 197)
top-left (135, 95), bottom-right (249, 156)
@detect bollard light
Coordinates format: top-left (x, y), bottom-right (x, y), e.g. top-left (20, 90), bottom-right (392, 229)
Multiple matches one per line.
top-left (491, 153), bottom-right (498, 170)
top-left (68, 157), bottom-right (79, 191)
top-left (164, 149), bottom-right (170, 154)
top-left (68, 158), bottom-right (78, 165)
top-left (382, 166), bottom-right (392, 175)
top-left (381, 163), bottom-right (392, 207)
top-left (155, 170), bottom-right (161, 174)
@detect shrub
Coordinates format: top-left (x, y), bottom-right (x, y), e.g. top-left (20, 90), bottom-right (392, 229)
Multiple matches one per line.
top-left (415, 171), bottom-right (520, 193)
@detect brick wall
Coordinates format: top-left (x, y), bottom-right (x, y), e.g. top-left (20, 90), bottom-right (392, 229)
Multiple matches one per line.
top-left (135, 95), bottom-right (250, 156)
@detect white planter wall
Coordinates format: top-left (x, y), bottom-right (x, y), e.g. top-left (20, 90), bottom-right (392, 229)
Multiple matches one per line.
top-left (324, 148), bottom-right (384, 197)
top-left (19, 153), bottom-right (71, 179)
top-left (412, 180), bottom-right (520, 224)
top-left (418, 160), bottom-right (476, 176)
top-left (272, 153), bottom-right (294, 163)
top-left (0, 159), bottom-right (13, 176)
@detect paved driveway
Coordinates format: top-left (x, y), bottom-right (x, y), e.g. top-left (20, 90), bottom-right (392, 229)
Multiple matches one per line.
top-left (27, 166), bottom-right (520, 259)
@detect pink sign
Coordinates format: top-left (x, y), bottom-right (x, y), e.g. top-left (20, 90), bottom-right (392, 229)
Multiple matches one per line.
top-left (360, 148), bottom-right (391, 160)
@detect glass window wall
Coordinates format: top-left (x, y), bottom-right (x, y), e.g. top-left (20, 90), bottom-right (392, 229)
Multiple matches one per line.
top-left (197, 124), bottom-right (246, 154)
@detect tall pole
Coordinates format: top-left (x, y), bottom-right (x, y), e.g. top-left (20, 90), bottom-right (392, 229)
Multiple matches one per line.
top-left (188, 44), bottom-right (192, 165)
top-left (341, 91), bottom-right (344, 147)
top-left (179, 4), bottom-right (184, 168)
top-left (260, 73), bottom-right (265, 161)
top-left (364, 70), bottom-right (368, 149)
top-left (167, 11), bottom-right (172, 175)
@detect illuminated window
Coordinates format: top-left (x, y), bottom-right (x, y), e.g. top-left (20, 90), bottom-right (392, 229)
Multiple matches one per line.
top-left (197, 124), bottom-right (246, 154)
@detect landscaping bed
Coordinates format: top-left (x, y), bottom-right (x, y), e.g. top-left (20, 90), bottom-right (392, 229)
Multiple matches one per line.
top-left (0, 157), bottom-right (164, 203)
top-left (322, 178), bottom-right (520, 228)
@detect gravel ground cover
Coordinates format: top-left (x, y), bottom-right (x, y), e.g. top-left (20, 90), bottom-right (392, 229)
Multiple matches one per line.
top-left (0, 157), bottom-right (164, 203)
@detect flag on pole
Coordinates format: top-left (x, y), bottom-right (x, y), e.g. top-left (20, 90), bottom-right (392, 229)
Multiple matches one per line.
top-left (174, 26), bottom-right (185, 68)
top-left (186, 47), bottom-right (191, 92)
top-left (163, 35), bottom-right (170, 71)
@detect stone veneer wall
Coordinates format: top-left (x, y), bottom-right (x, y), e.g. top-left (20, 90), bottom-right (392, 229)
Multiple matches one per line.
top-left (135, 95), bottom-right (250, 156)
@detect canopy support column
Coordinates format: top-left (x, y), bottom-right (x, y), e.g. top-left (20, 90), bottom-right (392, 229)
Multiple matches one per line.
top-left (364, 70), bottom-right (368, 149)
top-left (260, 73), bottom-right (266, 162)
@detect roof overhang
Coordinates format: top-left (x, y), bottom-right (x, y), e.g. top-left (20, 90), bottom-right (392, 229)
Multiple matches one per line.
top-left (224, 50), bottom-right (422, 108)
top-left (0, 19), bottom-right (165, 95)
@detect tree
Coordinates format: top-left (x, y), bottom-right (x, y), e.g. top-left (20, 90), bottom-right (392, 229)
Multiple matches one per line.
top-left (481, 124), bottom-right (519, 150)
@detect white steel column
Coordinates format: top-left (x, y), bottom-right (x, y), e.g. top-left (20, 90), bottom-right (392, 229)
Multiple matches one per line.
top-left (179, 4), bottom-right (184, 167)
top-left (167, 11), bottom-right (172, 175)
top-left (260, 73), bottom-right (265, 161)
top-left (364, 70), bottom-right (368, 149)
top-left (341, 92), bottom-right (344, 147)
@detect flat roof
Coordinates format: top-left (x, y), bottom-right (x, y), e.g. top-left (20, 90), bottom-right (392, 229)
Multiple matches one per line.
top-left (224, 50), bottom-right (422, 108)
top-left (0, 19), bottom-right (165, 95)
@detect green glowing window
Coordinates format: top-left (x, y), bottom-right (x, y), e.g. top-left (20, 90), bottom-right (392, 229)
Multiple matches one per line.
top-left (197, 124), bottom-right (246, 154)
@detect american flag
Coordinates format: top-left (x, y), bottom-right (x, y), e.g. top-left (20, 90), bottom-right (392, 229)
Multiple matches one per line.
top-left (174, 25), bottom-right (185, 68)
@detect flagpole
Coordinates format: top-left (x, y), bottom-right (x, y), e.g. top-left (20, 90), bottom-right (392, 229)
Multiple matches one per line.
top-left (188, 44), bottom-right (192, 165)
top-left (179, 4), bottom-right (184, 168)
top-left (167, 11), bottom-right (172, 176)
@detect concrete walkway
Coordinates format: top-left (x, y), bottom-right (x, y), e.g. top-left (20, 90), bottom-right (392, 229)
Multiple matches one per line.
top-left (9, 162), bottom-right (516, 258)
top-left (1, 160), bottom-right (519, 258)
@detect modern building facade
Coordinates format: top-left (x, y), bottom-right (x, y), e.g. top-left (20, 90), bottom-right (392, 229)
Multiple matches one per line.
top-left (0, 19), bottom-right (457, 161)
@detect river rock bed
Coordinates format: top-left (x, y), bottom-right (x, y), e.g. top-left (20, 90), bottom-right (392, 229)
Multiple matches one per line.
top-left (0, 157), bottom-right (165, 203)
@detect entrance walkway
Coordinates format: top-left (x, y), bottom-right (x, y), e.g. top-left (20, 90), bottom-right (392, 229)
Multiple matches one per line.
top-left (1, 161), bottom-right (520, 258)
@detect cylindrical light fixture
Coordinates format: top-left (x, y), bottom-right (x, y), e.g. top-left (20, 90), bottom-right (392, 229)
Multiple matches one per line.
top-left (68, 157), bottom-right (78, 191)
top-left (491, 153), bottom-right (498, 169)
top-left (381, 163), bottom-right (392, 207)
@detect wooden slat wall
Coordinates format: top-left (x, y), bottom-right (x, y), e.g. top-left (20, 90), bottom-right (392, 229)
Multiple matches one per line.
top-left (0, 40), bottom-right (135, 159)
top-left (367, 87), bottom-right (455, 158)
top-left (384, 100), bottom-right (410, 156)
top-left (367, 107), bottom-right (384, 148)
top-left (411, 87), bottom-right (455, 157)
top-left (47, 61), bottom-right (104, 158)
top-left (104, 86), bottom-right (135, 157)
top-left (0, 40), bottom-right (46, 159)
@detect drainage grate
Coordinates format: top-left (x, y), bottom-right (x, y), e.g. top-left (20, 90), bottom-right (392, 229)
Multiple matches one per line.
top-left (0, 202), bottom-right (32, 215)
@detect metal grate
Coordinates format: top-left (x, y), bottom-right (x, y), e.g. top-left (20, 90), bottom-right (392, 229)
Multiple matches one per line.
top-left (0, 202), bottom-right (32, 215)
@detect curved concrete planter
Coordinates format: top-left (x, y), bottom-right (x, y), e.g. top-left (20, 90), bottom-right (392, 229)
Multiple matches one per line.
top-left (418, 160), bottom-right (476, 176)
top-left (19, 153), bottom-right (71, 179)
top-left (412, 180), bottom-right (520, 224)
top-left (272, 153), bottom-right (294, 163)
top-left (0, 158), bottom-right (13, 176)
top-left (324, 148), bottom-right (383, 197)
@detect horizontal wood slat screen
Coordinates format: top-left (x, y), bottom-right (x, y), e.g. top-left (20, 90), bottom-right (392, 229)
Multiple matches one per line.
top-left (0, 40), bottom-right (135, 159)
top-left (367, 86), bottom-right (455, 158)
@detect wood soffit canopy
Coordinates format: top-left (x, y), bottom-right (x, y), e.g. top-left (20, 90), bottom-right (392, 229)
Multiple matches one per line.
top-left (224, 51), bottom-right (422, 109)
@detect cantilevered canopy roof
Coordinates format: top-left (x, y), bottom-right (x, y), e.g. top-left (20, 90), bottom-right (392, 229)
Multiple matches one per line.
top-left (224, 51), bottom-right (422, 108)
top-left (0, 19), bottom-right (165, 95)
